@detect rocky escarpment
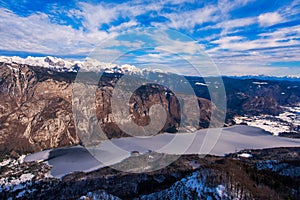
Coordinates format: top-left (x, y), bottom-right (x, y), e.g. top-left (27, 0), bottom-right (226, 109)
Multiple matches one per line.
top-left (0, 62), bottom-right (78, 153)
top-left (0, 62), bottom-right (215, 153)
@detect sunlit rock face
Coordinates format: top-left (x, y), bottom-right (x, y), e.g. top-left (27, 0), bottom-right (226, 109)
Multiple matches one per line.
top-left (0, 61), bottom-right (215, 153)
top-left (0, 62), bottom-right (79, 152)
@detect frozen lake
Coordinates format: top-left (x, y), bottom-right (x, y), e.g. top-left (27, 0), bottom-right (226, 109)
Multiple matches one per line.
top-left (25, 125), bottom-right (300, 178)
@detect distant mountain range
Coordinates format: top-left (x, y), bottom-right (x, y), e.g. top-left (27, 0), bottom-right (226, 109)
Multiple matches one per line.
top-left (1, 56), bottom-right (300, 80)
top-left (227, 75), bottom-right (300, 82)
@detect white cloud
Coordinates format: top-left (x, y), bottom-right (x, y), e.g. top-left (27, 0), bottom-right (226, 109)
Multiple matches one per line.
top-left (209, 23), bottom-right (300, 53)
top-left (77, 3), bottom-right (119, 32)
top-left (203, 1), bottom-right (300, 73)
top-left (76, 1), bottom-right (166, 32)
top-left (108, 20), bottom-right (138, 32)
top-left (258, 12), bottom-right (284, 27)
top-left (161, 0), bottom-right (196, 5)
top-left (155, 40), bottom-right (202, 55)
top-left (220, 17), bottom-right (256, 29)
top-left (206, 21), bottom-right (300, 73)
top-left (76, 2), bottom-right (149, 32)
top-left (0, 8), bottom-right (108, 55)
top-left (258, 25), bottom-right (300, 38)
top-left (209, 43), bottom-right (300, 69)
top-left (280, 0), bottom-right (300, 20)
top-left (217, 0), bottom-right (255, 14)
top-left (206, 17), bottom-right (256, 36)
top-left (162, 6), bottom-right (219, 29)
top-left (211, 36), bottom-right (244, 44)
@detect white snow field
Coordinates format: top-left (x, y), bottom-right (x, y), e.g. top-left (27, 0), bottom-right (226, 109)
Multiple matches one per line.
top-left (25, 125), bottom-right (300, 178)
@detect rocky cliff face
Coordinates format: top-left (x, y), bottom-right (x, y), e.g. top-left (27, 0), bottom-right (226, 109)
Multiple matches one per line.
top-left (0, 62), bottom-right (215, 153)
top-left (0, 62), bottom-right (78, 153)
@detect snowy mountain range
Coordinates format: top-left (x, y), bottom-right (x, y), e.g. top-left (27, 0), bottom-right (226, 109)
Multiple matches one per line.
top-left (1, 56), bottom-right (299, 81)
top-left (0, 56), bottom-right (148, 75)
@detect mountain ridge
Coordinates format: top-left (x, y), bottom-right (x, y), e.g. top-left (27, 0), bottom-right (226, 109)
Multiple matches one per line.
top-left (1, 56), bottom-right (300, 80)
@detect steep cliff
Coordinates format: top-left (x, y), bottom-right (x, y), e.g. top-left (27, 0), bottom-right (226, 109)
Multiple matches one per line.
top-left (0, 62), bottom-right (214, 153)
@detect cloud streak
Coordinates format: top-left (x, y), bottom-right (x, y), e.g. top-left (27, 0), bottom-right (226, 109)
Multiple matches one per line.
top-left (258, 12), bottom-right (284, 27)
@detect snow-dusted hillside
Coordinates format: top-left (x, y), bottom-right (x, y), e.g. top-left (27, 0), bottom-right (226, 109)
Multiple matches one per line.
top-left (140, 171), bottom-right (229, 200)
top-left (234, 106), bottom-right (300, 136)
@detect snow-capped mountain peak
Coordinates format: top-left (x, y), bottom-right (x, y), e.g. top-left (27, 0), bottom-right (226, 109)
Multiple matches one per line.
top-left (0, 56), bottom-right (79, 72)
top-left (0, 56), bottom-right (143, 74)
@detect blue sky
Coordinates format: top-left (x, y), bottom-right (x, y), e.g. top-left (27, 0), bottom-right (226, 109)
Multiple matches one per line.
top-left (0, 0), bottom-right (300, 76)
